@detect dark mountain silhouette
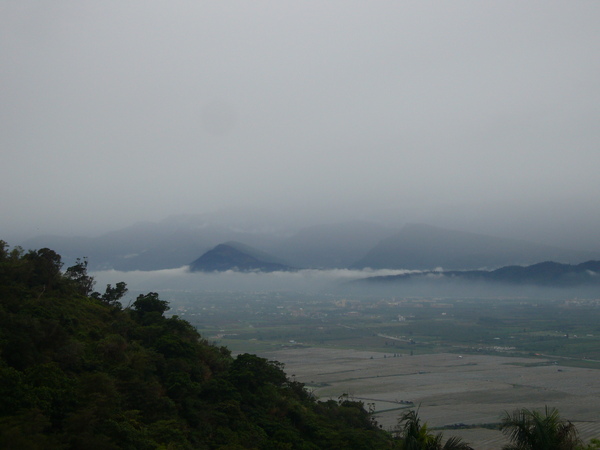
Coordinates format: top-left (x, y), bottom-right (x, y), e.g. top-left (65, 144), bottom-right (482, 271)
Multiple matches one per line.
top-left (189, 241), bottom-right (293, 272)
top-left (359, 260), bottom-right (600, 287)
top-left (351, 223), bottom-right (599, 270)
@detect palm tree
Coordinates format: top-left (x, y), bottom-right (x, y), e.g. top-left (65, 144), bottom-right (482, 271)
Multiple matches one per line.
top-left (500, 406), bottom-right (581, 450)
top-left (396, 409), bottom-right (472, 450)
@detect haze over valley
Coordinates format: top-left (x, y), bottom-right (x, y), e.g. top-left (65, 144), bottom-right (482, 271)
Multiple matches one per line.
top-left (3, 2), bottom-right (600, 448)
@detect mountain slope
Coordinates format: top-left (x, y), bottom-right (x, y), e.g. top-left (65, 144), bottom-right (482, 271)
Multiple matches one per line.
top-left (351, 223), bottom-right (599, 270)
top-left (189, 242), bottom-right (293, 272)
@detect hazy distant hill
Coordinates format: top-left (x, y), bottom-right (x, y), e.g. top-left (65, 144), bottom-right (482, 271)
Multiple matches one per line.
top-left (359, 260), bottom-right (600, 287)
top-left (351, 223), bottom-right (600, 270)
top-left (21, 213), bottom-right (295, 271)
top-left (20, 216), bottom-right (396, 271)
top-left (189, 242), bottom-right (293, 272)
top-left (22, 216), bottom-right (598, 273)
top-left (269, 221), bottom-right (396, 269)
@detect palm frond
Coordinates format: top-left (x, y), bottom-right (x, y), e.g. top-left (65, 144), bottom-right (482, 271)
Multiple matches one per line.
top-left (500, 406), bottom-right (581, 450)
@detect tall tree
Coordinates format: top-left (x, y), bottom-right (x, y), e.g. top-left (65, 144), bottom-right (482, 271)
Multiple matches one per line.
top-left (65, 257), bottom-right (95, 296)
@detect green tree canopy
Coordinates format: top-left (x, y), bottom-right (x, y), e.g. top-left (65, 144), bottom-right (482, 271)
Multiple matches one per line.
top-left (132, 292), bottom-right (170, 315)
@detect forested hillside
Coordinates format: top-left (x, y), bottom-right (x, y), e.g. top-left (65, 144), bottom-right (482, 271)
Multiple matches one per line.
top-left (0, 241), bottom-right (394, 449)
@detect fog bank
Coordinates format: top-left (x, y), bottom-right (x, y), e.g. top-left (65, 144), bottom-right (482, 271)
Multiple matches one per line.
top-left (92, 267), bottom-right (599, 302)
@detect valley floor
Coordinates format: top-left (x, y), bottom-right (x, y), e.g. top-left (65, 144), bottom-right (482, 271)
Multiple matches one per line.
top-left (255, 348), bottom-right (600, 450)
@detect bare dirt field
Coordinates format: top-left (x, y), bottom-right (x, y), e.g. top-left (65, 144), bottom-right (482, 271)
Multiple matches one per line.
top-left (257, 348), bottom-right (600, 449)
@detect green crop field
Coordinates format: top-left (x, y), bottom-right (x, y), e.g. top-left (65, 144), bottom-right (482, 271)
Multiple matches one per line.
top-left (162, 291), bottom-right (600, 365)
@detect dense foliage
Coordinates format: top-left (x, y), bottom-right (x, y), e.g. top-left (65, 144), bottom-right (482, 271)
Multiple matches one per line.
top-left (0, 242), bottom-right (396, 449)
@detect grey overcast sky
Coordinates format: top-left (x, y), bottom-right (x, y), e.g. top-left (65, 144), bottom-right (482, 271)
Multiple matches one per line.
top-left (2, 2), bottom-right (600, 244)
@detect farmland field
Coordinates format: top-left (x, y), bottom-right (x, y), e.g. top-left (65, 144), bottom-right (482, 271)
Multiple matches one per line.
top-left (256, 348), bottom-right (600, 450)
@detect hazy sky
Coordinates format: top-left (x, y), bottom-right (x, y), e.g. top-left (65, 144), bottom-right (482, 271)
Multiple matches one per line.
top-left (2, 2), bottom-right (600, 243)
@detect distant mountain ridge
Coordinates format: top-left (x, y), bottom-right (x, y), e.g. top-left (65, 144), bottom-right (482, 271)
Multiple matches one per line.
top-left (359, 260), bottom-right (600, 287)
top-left (20, 216), bottom-right (400, 271)
top-left (351, 223), bottom-right (599, 270)
top-left (19, 216), bottom-right (600, 272)
top-left (21, 213), bottom-right (298, 271)
top-left (189, 242), bottom-right (294, 273)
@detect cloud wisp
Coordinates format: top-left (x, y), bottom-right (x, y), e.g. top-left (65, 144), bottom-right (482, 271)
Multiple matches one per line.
top-left (91, 267), bottom-right (416, 294)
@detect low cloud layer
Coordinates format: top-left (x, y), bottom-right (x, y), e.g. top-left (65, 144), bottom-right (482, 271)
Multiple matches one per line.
top-left (92, 266), bottom-right (599, 302)
top-left (92, 267), bottom-right (415, 294)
